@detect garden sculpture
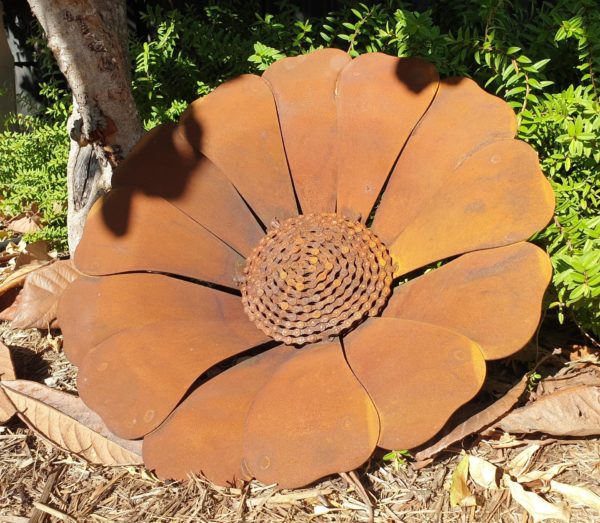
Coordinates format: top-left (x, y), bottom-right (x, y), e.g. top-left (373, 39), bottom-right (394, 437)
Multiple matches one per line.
top-left (59, 48), bottom-right (555, 488)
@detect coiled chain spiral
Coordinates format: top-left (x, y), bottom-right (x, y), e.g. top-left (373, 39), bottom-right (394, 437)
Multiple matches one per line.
top-left (240, 213), bottom-right (394, 345)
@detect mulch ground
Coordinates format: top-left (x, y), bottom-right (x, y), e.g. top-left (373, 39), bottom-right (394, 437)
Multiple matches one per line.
top-left (0, 321), bottom-right (599, 522)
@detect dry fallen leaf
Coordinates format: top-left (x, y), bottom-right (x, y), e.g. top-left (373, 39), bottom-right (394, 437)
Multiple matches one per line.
top-left (551, 481), bottom-right (600, 513)
top-left (0, 260), bottom-right (50, 296)
top-left (0, 260), bottom-right (78, 329)
top-left (415, 375), bottom-right (529, 461)
top-left (1, 240), bottom-right (54, 270)
top-left (1, 380), bottom-right (142, 465)
top-left (508, 444), bottom-right (541, 477)
top-left (0, 342), bottom-right (16, 423)
top-left (535, 366), bottom-right (600, 398)
top-left (518, 464), bottom-right (569, 485)
top-left (468, 455), bottom-right (499, 490)
top-left (6, 213), bottom-right (42, 234)
top-left (0, 516), bottom-right (30, 523)
top-left (459, 453), bottom-right (595, 521)
top-left (450, 454), bottom-right (476, 507)
top-left (0, 342), bottom-right (15, 381)
top-left (504, 474), bottom-right (570, 522)
top-left (498, 385), bottom-right (600, 437)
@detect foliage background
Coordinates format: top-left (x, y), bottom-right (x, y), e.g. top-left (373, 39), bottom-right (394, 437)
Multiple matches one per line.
top-left (1, 0), bottom-right (598, 337)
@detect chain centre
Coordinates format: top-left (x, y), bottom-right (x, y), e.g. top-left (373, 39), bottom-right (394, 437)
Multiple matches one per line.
top-left (240, 213), bottom-right (393, 345)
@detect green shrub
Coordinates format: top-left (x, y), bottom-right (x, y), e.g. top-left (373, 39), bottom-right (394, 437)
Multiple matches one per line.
top-left (3, 0), bottom-right (598, 337)
top-left (0, 112), bottom-right (69, 250)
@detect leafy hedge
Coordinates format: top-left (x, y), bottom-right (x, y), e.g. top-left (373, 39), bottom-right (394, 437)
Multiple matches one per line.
top-left (1, 0), bottom-right (598, 337)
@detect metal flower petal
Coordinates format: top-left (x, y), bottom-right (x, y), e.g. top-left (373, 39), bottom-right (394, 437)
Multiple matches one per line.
top-left (383, 242), bottom-right (552, 360)
top-left (59, 48), bottom-right (555, 489)
top-left (65, 274), bottom-right (268, 439)
top-left (112, 123), bottom-right (264, 256)
top-left (59, 273), bottom-right (266, 365)
top-left (263, 48), bottom-right (351, 214)
top-left (143, 345), bottom-right (297, 486)
top-left (242, 341), bottom-right (379, 488)
top-left (75, 188), bottom-right (244, 288)
top-left (344, 318), bottom-right (486, 450)
top-left (371, 78), bottom-right (554, 274)
top-left (180, 74), bottom-right (298, 225)
top-left (144, 341), bottom-right (380, 489)
top-left (335, 53), bottom-right (439, 220)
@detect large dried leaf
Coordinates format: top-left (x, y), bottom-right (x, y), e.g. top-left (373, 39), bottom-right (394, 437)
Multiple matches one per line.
top-left (504, 475), bottom-right (570, 522)
top-left (415, 375), bottom-right (528, 461)
top-left (0, 260), bottom-right (78, 329)
top-left (0, 391), bottom-right (15, 422)
top-left (535, 366), bottom-right (600, 398)
top-left (1, 380), bottom-right (142, 465)
top-left (497, 385), bottom-right (600, 437)
top-left (0, 342), bottom-right (16, 422)
top-left (550, 481), bottom-right (600, 512)
top-left (0, 342), bottom-right (15, 381)
top-left (9, 240), bottom-right (53, 270)
top-left (0, 260), bottom-right (50, 296)
top-left (467, 455), bottom-right (567, 491)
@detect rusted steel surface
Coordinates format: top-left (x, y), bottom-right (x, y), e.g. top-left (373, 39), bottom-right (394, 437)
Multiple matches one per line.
top-left (383, 242), bottom-right (553, 360)
top-left (75, 187), bottom-right (244, 288)
top-left (59, 273), bottom-right (266, 366)
top-left (372, 78), bottom-right (518, 246)
top-left (384, 139), bottom-right (555, 276)
top-left (144, 346), bottom-right (297, 486)
top-left (243, 341), bottom-right (379, 488)
top-left (180, 74), bottom-right (298, 226)
top-left (345, 318), bottom-right (486, 450)
top-left (240, 213), bottom-right (393, 345)
top-left (60, 49), bottom-right (556, 489)
top-left (263, 49), bottom-right (350, 214)
top-left (112, 123), bottom-right (264, 257)
top-left (336, 54), bottom-right (439, 221)
top-left (76, 294), bottom-right (267, 439)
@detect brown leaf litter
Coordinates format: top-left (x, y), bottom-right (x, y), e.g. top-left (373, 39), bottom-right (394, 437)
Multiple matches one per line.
top-left (0, 341), bottom-right (16, 421)
top-left (415, 374), bottom-right (530, 463)
top-left (0, 260), bottom-right (78, 329)
top-left (498, 357), bottom-right (600, 437)
top-left (5, 213), bottom-right (42, 235)
top-left (2, 380), bottom-right (143, 465)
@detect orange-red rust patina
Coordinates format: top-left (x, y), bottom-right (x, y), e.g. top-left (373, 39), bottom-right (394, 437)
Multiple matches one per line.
top-left (59, 49), bottom-right (555, 488)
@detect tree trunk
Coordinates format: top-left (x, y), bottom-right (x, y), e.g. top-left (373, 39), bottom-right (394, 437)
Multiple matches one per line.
top-left (0, 2), bottom-right (17, 125)
top-left (27, 0), bottom-right (142, 252)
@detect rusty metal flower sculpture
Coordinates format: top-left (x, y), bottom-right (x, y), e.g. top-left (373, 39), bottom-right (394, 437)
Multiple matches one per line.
top-left (59, 49), bottom-right (555, 488)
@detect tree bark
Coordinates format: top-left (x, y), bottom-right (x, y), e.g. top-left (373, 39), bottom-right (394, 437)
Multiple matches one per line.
top-left (0, 2), bottom-right (17, 125)
top-left (27, 0), bottom-right (142, 252)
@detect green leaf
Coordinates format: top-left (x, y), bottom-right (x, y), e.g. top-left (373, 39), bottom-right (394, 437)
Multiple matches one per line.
top-left (505, 86), bottom-right (526, 97)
